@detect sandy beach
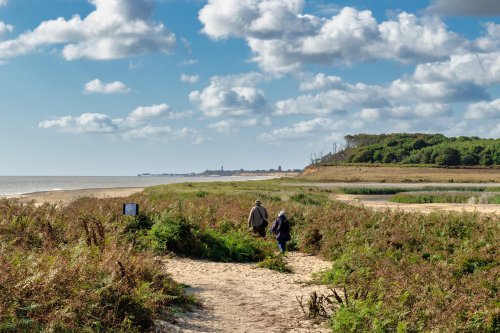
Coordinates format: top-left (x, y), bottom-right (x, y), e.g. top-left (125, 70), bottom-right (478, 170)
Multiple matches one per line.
top-left (2, 187), bottom-right (145, 205)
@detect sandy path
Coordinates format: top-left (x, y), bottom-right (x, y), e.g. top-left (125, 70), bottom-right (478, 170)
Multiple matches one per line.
top-left (160, 252), bottom-right (332, 333)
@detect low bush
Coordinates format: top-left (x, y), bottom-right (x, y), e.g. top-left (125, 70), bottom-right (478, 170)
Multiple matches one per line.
top-left (148, 211), bottom-right (273, 262)
top-left (256, 255), bottom-right (293, 273)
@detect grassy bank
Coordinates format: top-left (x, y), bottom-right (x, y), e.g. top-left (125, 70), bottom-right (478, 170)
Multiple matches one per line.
top-left (1, 179), bottom-right (498, 332)
top-left (300, 165), bottom-right (500, 183)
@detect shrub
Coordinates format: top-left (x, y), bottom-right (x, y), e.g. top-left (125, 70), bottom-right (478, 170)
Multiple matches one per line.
top-left (149, 213), bottom-right (196, 255)
top-left (148, 211), bottom-right (273, 262)
top-left (435, 147), bottom-right (461, 166)
top-left (256, 255), bottom-right (293, 273)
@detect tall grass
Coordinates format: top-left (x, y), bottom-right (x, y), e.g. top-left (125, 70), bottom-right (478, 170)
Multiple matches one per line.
top-left (0, 199), bottom-right (194, 332)
top-left (390, 191), bottom-right (500, 204)
top-left (341, 186), bottom-right (500, 195)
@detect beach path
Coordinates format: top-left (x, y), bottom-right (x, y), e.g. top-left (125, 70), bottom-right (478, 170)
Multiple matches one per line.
top-left (161, 252), bottom-right (332, 333)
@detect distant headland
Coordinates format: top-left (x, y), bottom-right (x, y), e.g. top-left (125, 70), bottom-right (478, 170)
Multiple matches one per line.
top-left (138, 166), bottom-right (302, 177)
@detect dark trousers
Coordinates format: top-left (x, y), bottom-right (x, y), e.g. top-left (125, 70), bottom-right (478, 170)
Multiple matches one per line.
top-left (252, 226), bottom-right (266, 237)
top-left (278, 240), bottom-right (287, 253)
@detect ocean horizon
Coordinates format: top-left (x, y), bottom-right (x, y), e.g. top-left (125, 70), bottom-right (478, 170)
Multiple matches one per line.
top-left (0, 176), bottom-right (274, 196)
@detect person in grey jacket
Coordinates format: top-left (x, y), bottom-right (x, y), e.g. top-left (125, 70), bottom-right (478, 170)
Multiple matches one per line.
top-left (248, 199), bottom-right (268, 237)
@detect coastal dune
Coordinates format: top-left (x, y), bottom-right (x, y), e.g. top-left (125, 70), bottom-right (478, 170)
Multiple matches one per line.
top-left (4, 187), bottom-right (145, 205)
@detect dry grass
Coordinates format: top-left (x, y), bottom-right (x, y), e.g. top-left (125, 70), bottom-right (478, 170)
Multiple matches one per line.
top-left (0, 198), bottom-right (194, 332)
top-left (300, 165), bottom-right (500, 183)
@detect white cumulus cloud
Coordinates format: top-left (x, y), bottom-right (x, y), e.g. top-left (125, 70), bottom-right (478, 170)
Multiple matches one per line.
top-left (122, 125), bottom-right (203, 143)
top-left (84, 79), bottom-right (131, 94)
top-left (0, 0), bottom-right (176, 61)
top-left (465, 99), bottom-right (500, 119)
top-left (180, 74), bottom-right (199, 83)
top-left (258, 117), bottom-right (362, 144)
top-left (126, 104), bottom-right (191, 123)
top-left (199, 1), bottom-right (469, 73)
top-left (39, 103), bottom-right (199, 143)
top-left (299, 73), bottom-right (343, 91)
top-left (275, 82), bottom-right (388, 116)
top-left (208, 117), bottom-right (271, 133)
top-left (359, 103), bottom-right (452, 120)
top-left (189, 72), bottom-right (270, 117)
top-left (0, 22), bottom-right (13, 36)
top-left (38, 113), bottom-right (119, 133)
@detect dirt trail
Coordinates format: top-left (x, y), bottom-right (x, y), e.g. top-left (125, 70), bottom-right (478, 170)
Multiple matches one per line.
top-left (160, 252), bottom-right (332, 333)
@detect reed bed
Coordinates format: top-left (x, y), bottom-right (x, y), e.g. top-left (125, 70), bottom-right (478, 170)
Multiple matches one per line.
top-left (341, 186), bottom-right (500, 195)
top-left (390, 191), bottom-right (500, 204)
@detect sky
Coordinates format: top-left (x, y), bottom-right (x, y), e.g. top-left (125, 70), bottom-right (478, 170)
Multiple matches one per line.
top-left (0, 0), bottom-right (499, 175)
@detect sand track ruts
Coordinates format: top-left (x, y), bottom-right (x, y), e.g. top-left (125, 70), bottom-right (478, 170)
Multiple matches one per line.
top-left (159, 252), bottom-right (332, 333)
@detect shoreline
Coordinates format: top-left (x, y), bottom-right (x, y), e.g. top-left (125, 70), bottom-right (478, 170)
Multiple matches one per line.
top-left (2, 187), bottom-right (145, 205)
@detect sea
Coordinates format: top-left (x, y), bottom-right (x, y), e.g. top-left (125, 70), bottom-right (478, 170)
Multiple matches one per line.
top-left (0, 176), bottom-right (274, 196)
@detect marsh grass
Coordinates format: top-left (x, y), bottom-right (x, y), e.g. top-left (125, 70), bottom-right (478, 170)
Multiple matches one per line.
top-left (390, 191), bottom-right (500, 204)
top-left (341, 186), bottom-right (500, 195)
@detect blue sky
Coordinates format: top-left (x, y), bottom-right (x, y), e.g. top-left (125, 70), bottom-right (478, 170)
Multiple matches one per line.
top-left (0, 0), bottom-right (499, 175)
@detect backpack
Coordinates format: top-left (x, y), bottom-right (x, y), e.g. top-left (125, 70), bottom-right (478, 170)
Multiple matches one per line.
top-left (277, 218), bottom-right (290, 233)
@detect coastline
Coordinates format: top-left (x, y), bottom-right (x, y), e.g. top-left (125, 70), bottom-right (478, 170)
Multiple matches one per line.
top-left (2, 187), bottom-right (145, 205)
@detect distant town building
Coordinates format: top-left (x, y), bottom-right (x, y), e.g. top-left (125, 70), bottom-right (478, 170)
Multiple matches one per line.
top-left (278, 165), bottom-right (282, 171)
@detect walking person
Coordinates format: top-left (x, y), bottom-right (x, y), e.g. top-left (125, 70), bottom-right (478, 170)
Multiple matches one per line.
top-left (248, 199), bottom-right (268, 237)
top-left (270, 211), bottom-right (291, 253)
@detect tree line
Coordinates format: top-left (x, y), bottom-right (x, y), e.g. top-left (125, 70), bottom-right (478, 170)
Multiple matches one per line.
top-left (318, 133), bottom-right (500, 166)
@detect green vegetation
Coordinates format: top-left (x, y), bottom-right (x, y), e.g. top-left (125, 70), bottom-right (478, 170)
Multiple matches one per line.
top-left (390, 191), bottom-right (500, 204)
top-left (256, 255), bottom-right (293, 273)
top-left (0, 199), bottom-right (194, 332)
top-left (148, 212), bottom-right (273, 262)
top-left (340, 186), bottom-right (500, 195)
top-left (1, 178), bottom-right (498, 332)
top-left (319, 133), bottom-right (500, 166)
top-left (139, 180), bottom-right (498, 332)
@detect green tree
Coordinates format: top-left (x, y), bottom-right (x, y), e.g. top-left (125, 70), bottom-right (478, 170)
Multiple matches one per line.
top-left (435, 147), bottom-right (461, 166)
top-left (479, 149), bottom-right (493, 166)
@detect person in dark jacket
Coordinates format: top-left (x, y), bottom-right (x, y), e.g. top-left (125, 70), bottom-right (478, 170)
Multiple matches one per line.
top-left (270, 211), bottom-right (291, 253)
